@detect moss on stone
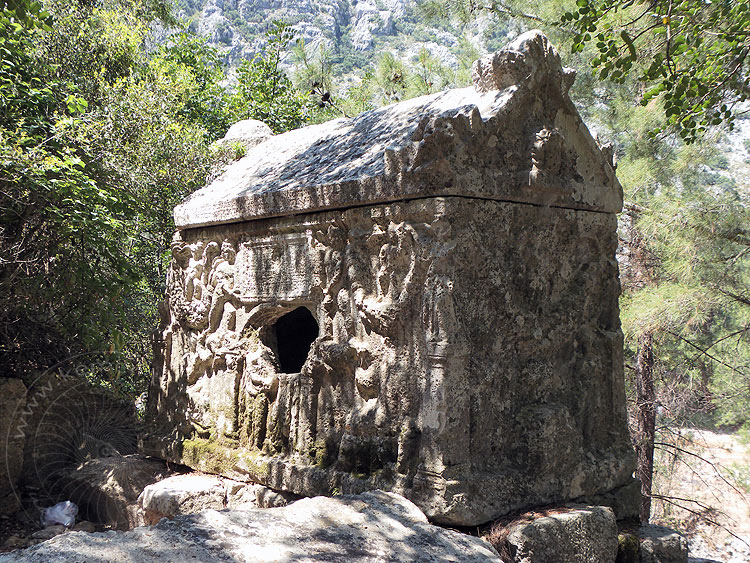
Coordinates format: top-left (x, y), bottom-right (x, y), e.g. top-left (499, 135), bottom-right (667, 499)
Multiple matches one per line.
top-left (181, 438), bottom-right (239, 475)
top-left (237, 449), bottom-right (271, 479)
top-left (250, 394), bottom-right (268, 449)
top-left (310, 438), bottom-right (337, 468)
top-left (181, 437), bottom-right (270, 481)
top-left (616, 532), bottom-right (639, 563)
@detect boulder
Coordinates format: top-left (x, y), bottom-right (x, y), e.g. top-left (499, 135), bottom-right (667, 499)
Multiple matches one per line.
top-left (1, 491), bottom-right (501, 562)
top-left (138, 474), bottom-right (225, 525)
top-left (0, 379), bottom-right (26, 516)
top-left (639, 525), bottom-right (688, 563)
top-left (491, 505), bottom-right (618, 563)
top-left (29, 526), bottom-right (66, 541)
top-left (16, 373), bottom-right (139, 495)
top-left (221, 119), bottom-right (273, 150)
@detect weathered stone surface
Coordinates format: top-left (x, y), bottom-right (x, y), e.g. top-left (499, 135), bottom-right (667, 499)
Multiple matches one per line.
top-left (578, 478), bottom-right (642, 520)
top-left (174, 30), bottom-right (621, 229)
top-left (617, 532), bottom-right (640, 563)
top-left (225, 481), bottom-right (299, 509)
top-left (145, 194), bottom-right (635, 525)
top-left (639, 525), bottom-right (688, 563)
top-left (143, 30), bottom-right (635, 526)
top-left (29, 526), bottom-right (66, 541)
top-left (139, 474), bottom-right (225, 525)
top-left (0, 491), bottom-right (501, 562)
top-left (0, 379), bottom-right (26, 516)
top-left (71, 521), bottom-right (97, 533)
top-left (500, 505), bottom-right (618, 563)
top-left (53, 455), bottom-right (168, 529)
top-left (221, 119), bottom-right (273, 150)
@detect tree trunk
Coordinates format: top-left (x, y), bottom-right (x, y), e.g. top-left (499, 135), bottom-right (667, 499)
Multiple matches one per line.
top-left (635, 330), bottom-right (656, 522)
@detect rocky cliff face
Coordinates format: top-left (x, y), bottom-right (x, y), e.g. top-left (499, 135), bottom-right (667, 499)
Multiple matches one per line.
top-left (188, 0), bottom-right (353, 63)
top-left (175, 0), bottom-right (478, 68)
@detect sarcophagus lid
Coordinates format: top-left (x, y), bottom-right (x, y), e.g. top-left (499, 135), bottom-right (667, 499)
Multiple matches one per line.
top-left (175, 30), bottom-right (621, 230)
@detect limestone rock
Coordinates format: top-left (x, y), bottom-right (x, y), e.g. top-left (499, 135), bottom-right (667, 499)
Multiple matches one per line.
top-left (138, 474), bottom-right (226, 525)
top-left (29, 526), bottom-right (66, 541)
top-left (174, 30), bottom-right (621, 229)
top-left (221, 119), bottom-right (273, 151)
top-left (639, 525), bottom-right (688, 563)
top-left (350, 0), bottom-right (396, 50)
top-left (144, 31), bottom-right (634, 527)
top-left (498, 505), bottom-right (618, 563)
top-left (225, 481), bottom-right (299, 509)
top-left (71, 521), bottom-right (97, 533)
top-left (0, 379), bottom-right (26, 516)
top-left (16, 373), bottom-right (139, 497)
top-left (472, 30), bottom-right (572, 94)
top-left (617, 532), bottom-right (640, 563)
top-left (578, 478), bottom-right (642, 520)
top-left (2, 535), bottom-right (26, 550)
top-left (1, 491), bottom-right (501, 562)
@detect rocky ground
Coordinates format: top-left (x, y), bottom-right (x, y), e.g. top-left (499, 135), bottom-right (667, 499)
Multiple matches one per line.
top-left (652, 428), bottom-right (750, 563)
top-left (3, 426), bottom-right (746, 561)
top-left (0, 491), bottom-right (500, 562)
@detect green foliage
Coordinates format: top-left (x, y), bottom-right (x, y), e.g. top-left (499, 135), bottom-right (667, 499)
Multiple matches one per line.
top-left (231, 21), bottom-right (312, 133)
top-left (37, 0), bottom-right (155, 102)
top-left (407, 47), bottom-right (450, 96)
top-left (0, 0), bottom-right (134, 375)
top-left (421, 0), bottom-right (747, 142)
top-left (0, 3), bottom-right (313, 388)
top-left (152, 32), bottom-right (232, 139)
top-left (338, 70), bottom-right (377, 117)
top-left (563, 0), bottom-right (749, 143)
top-left (620, 180), bottom-right (749, 429)
top-left (373, 52), bottom-right (408, 104)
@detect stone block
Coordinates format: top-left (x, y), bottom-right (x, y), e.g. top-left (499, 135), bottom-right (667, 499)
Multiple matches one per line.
top-left (53, 455), bottom-right (168, 529)
top-left (225, 481), bottom-right (299, 509)
top-left (501, 505), bottom-right (618, 563)
top-left (639, 525), bottom-right (688, 563)
top-left (3, 491), bottom-right (502, 562)
top-left (138, 474), bottom-right (226, 525)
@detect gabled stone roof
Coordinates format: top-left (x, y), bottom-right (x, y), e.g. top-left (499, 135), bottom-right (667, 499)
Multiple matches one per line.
top-left (175, 31), bottom-right (621, 229)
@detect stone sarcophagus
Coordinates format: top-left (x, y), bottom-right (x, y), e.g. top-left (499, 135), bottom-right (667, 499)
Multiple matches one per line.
top-left (143, 31), bottom-right (636, 526)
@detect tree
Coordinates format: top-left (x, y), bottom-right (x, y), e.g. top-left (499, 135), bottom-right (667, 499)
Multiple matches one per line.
top-left (231, 21), bottom-right (312, 133)
top-left (420, 0), bottom-right (749, 143)
top-left (1, 5), bottom-right (318, 392)
top-left (618, 137), bottom-right (749, 522)
top-left (153, 32), bottom-right (233, 139)
top-left (0, 0), bottom-right (133, 376)
top-left (564, 0), bottom-right (749, 143)
top-left (373, 52), bottom-right (409, 104)
top-left (407, 47), bottom-right (451, 97)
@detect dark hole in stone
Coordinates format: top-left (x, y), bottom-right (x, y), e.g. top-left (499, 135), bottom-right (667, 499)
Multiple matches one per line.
top-left (273, 307), bottom-right (319, 373)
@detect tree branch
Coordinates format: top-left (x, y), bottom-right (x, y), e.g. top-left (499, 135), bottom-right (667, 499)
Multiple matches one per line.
top-left (665, 330), bottom-right (748, 376)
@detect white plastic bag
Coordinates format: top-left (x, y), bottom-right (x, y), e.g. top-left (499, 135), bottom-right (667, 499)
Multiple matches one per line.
top-left (41, 500), bottom-right (78, 527)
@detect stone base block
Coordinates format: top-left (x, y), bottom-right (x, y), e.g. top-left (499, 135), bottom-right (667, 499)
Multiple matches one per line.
top-left (139, 474), bottom-right (226, 525)
top-left (492, 505), bottom-right (618, 563)
top-left (639, 525), bottom-right (688, 563)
